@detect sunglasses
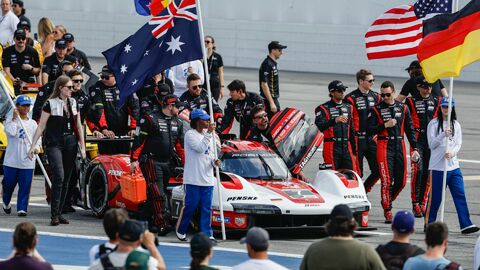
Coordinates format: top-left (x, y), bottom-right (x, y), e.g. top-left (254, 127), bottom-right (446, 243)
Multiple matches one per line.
top-left (332, 89), bottom-right (345, 93)
top-left (367, 79), bottom-right (375, 83)
top-left (73, 79), bottom-right (84, 83)
top-left (204, 40), bottom-right (212, 44)
top-left (254, 113), bottom-right (268, 119)
top-left (19, 104), bottom-right (30, 107)
top-left (63, 85), bottom-right (74, 90)
top-left (192, 84), bottom-right (202, 90)
top-left (15, 37), bottom-right (26, 41)
top-left (101, 75), bottom-right (111, 80)
top-left (380, 93), bottom-right (392, 98)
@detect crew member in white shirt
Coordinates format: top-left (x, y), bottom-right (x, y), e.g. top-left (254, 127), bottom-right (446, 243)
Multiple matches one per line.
top-left (425, 97), bottom-right (479, 234)
top-left (0, 0), bottom-right (20, 47)
top-left (176, 109), bottom-right (220, 242)
top-left (2, 95), bottom-right (40, 216)
top-left (171, 60), bottom-right (204, 97)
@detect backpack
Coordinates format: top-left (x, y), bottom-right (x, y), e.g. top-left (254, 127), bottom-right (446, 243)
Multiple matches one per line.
top-left (99, 252), bottom-right (124, 270)
top-left (376, 244), bottom-right (421, 270)
top-left (98, 243), bottom-right (117, 258)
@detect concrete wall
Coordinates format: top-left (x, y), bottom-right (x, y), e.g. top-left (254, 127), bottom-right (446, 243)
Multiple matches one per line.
top-left (25, 0), bottom-right (480, 82)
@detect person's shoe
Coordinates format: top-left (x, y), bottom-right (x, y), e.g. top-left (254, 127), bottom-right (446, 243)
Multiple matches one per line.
top-left (50, 217), bottom-right (60, 226)
top-left (158, 226), bottom-right (172, 237)
top-left (209, 236), bottom-right (218, 243)
top-left (61, 205), bottom-right (76, 214)
top-left (17, 210), bottom-right (27, 217)
top-left (384, 210), bottom-right (393, 224)
top-left (58, 216), bottom-right (70, 224)
top-left (2, 203), bottom-right (11, 214)
top-left (176, 231), bottom-right (187, 241)
top-left (412, 203), bottom-right (423, 218)
top-left (461, 225), bottom-right (480, 234)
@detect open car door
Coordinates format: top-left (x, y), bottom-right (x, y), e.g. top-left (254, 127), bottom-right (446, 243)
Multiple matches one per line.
top-left (267, 108), bottom-right (323, 174)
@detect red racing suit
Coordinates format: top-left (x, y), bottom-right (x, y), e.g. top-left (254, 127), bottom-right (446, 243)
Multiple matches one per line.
top-left (405, 95), bottom-right (439, 208)
top-left (368, 101), bottom-right (417, 210)
top-left (315, 100), bottom-right (358, 172)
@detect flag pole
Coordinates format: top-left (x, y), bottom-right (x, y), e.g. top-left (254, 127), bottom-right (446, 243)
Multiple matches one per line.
top-left (195, 0), bottom-right (227, 240)
top-left (0, 75), bottom-right (52, 188)
top-left (439, 0), bottom-right (458, 222)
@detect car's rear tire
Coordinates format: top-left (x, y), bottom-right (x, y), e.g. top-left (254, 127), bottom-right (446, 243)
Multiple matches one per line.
top-left (87, 164), bottom-right (108, 218)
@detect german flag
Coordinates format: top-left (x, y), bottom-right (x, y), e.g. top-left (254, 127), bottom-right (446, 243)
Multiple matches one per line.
top-left (418, 0), bottom-right (480, 83)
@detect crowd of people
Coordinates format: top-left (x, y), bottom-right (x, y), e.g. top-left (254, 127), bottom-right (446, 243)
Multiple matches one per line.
top-left (1, 0), bottom-right (480, 269)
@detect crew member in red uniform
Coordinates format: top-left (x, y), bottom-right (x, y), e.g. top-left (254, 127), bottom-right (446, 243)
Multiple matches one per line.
top-left (405, 76), bottom-right (439, 218)
top-left (368, 81), bottom-right (419, 223)
top-left (315, 80), bottom-right (357, 172)
top-left (345, 69), bottom-right (381, 192)
top-left (130, 94), bottom-right (184, 235)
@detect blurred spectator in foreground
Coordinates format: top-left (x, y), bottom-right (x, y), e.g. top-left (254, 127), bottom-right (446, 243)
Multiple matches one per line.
top-left (189, 232), bottom-right (218, 270)
top-left (403, 222), bottom-right (462, 270)
top-left (300, 204), bottom-right (385, 270)
top-left (376, 210), bottom-right (424, 270)
top-left (0, 222), bottom-right (53, 270)
top-left (232, 227), bottom-right (287, 270)
top-left (125, 250), bottom-right (151, 270)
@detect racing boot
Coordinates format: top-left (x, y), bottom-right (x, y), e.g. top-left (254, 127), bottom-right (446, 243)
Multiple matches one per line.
top-left (384, 210), bottom-right (393, 224)
top-left (158, 226), bottom-right (172, 237)
top-left (412, 203), bottom-right (423, 218)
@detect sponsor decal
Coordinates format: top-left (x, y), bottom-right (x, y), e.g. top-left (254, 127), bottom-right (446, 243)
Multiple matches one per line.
top-left (115, 201), bottom-right (126, 208)
top-left (304, 203), bottom-right (320, 207)
top-left (343, 194), bottom-right (365, 199)
top-left (226, 196), bottom-right (257, 202)
top-left (235, 217), bottom-right (246, 227)
top-left (108, 170), bottom-right (124, 176)
top-left (300, 144), bottom-right (317, 169)
top-left (213, 216), bottom-right (230, 224)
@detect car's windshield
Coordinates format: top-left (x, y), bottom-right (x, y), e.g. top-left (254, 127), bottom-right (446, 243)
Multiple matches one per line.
top-left (220, 151), bottom-right (290, 180)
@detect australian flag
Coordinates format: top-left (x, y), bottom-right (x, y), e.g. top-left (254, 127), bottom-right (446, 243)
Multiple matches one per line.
top-left (103, 0), bottom-right (202, 105)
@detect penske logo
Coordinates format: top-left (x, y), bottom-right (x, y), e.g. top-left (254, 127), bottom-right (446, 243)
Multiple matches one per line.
top-left (226, 196), bottom-right (257, 202)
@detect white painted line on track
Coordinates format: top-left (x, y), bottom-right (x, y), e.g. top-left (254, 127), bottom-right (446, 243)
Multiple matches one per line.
top-left (355, 230), bottom-right (392, 237)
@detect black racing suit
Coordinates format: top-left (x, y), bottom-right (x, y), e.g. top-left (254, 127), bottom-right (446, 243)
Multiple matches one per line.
top-left (345, 89), bottom-right (381, 192)
top-left (405, 95), bottom-right (439, 210)
top-left (219, 92), bottom-right (264, 139)
top-left (32, 80), bottom-right (55, 122)
top-left (368, 101), bottom-right (417, 211)
top-left (89, 81), bottom-right (139, 154)
top-left (179, 89), bottom-right (223, 124)
top-left (131, 109), bottom-right (184, 229)
top-left (259, 55), bottom-right (280, 118)
top-left (315, 100), bottom-right (357, 171)
top-left (245, 125), bottom-right (274, 145)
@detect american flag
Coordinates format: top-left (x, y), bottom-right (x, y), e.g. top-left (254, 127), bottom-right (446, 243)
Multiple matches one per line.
top-left (365, 0), bottom-right (452, 60)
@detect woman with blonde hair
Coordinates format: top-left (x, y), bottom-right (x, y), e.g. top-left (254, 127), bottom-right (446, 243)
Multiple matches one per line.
top-left (37, 17), bottom-right (55, 58)
top-left (53, 25), bottom-right (67, 41)
top-left (28, 75), bottom-right (86, 226)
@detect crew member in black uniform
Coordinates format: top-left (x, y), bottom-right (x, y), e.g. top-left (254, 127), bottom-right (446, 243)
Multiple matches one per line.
top-left (179, 73), bottom-right (222, 124)
top-left (204, 35), bottom-right (224, 101)
top-left (368, 81), bottom-right (419, 223)
top-left (41, 39), bottom-right (77, 84)
top-left (345, 69), bottom-right (381, 192)
top-left (130, 94), bottom-right (184, 235)
top-left (90, 65), bottom-right (139, 154)
top-left (63, 33), bottom-right (91, 70)
top-left (219, 79), bottom-right (264, 139)
top-left (259, 41), bottom-right (286, 118)
top-left (2, 29), bottom-right (40, 94)
top-left (315, 80), bottom-right (358, 172)
top-left (137, 72), bottom-right (173, 115)
top-left (405, 76), bottom-right (440, 218)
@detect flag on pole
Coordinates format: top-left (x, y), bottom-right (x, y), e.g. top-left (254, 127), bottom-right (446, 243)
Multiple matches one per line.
top-left (418, 0), bottom-right (480, 83)
top-left (365, 0), bottom-right (452, 60)
top-left (104, 0), bottom-right (203, 105)
top-left (134, 0), bottom-right (170, 16)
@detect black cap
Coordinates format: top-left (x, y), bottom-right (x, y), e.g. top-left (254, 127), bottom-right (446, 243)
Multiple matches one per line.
top-left (163, 94), bottom-right (182, 108)
top-left (190, 232), bottom-right (216, 255)
top-left (328, 80), bottom-right (348, 92)
top-left (13, 0), bottom-right (24, 7)
top-left (63, 33), bottom-right (74, 42)
top-left (55, 39), bottom-right (67, 49)
top-left (118, 220), bottom-right (144, 242)
top-left (416, 75), bottom-right (432, 88)
top-left (17, 20), bottom-right (30, 31)
top-left (60, 60), bottom-right (73, 69)
top-left (99, 65), bottom-right (113, 75)
top-left (157, 83), bottom-right (171, 97)
top-left (268, 41), bottom-right (287, 51)
top-left (405, 60), bottom-right (421, 71)
top-left (14, 29), bottom-right (26, 39)
top-left (330, 204), bottom-right (353, 221)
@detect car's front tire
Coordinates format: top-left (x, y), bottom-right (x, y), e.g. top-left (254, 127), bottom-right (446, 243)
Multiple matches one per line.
top-left (87, 164), bottom-right (108, 218)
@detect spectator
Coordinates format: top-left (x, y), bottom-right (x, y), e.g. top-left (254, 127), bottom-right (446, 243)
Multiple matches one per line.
top-left (28, 75), bottom-right (86, 226)
top-left (12, 0), bottom-right (28, 24)
top-left (2, 95), bottom-right (40, 217)
top-left (403, 222), bottom-right (462, 270)
top-left (375, 210), bottom-right (425, 270)
top-left (0, 222), bottom-right (53, 270)
top-left (232, 227), bottom-right (286, 270)
top-left (176, 109), bottom-right (220, 242)
top-left (219, 79), bottom-right (264, 139)
top-left (0, 0), bottom-right (20, 47)
top-left (53, 24), bottom-right (67, 41)
top-left (63, 32), bottom-right (91, 70)
top-left (259, 41), bottom-right (286, 118)
top-left (171, 60), bottom-right (204, 97)
top-left (125, 251), bottom-right (150, 270)
top-left (17, 19), bottom-right (44, 65)
top-left (474, 235), bottom-right (480, 270)
top-left (203, 35), bottom-right (224, 101)
top-left (37, 17), bottom-right (55, 58)
top-left (190, 232), bottom-right (218, 270)
top-left (41, 39), bottom-right (77, 84)
top-left (425, 97), bottom-right (479, 234)
top-left (89, 208), bottom-right (129, 263)
top-left (300, 204), bottom-right (385, 270)
top-left (2, 29), bottom-right (41, 94)
top-left (88, 219), bottom-right (166, 270)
